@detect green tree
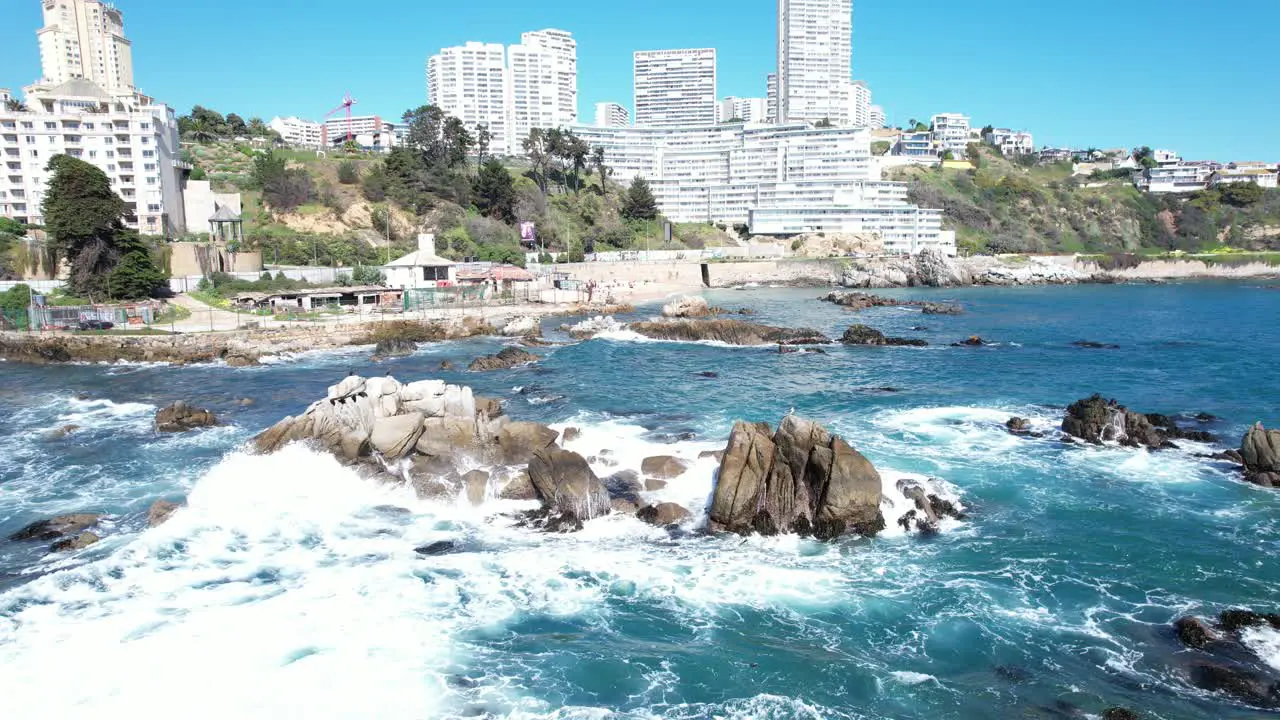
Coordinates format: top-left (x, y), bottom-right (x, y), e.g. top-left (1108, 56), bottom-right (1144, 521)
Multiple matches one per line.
top-left (523, 128), bottom-right (552, 194)
top-left (361, 163), bottom-right (389, 202)
top-left (4, 99), bottom-right (27, 112)
top-left (225, 113), bottom-right (248, 136)
top-left (0, 284), bottom-right (34, 313)
top-left (565, 132), bottom-right (590, 194)
top-left (473, 158), bottom-right (517, 223)
top-left (591, 145), bottom-right (609, 193)
top-left (621, 176), bottom-right (658, 220)
top-left (350, 265), bottom-right (387, 284)
top-left (942, 150), bottom-right (956, 161)
top-left (42, 155), bottom-right (165, 298)
top-left (252, 151), bottom-right (312, 212)
top-left (475, 123), bottom-right (491, 173)
top-left (107, 232), bottom-right (168, 299)
top-left (337, 160), bottom-right (358, 184)
top-left (1219, 182), bottom-right (1265, 207)
top-left (1133, 146), bottom-right (1158, 169)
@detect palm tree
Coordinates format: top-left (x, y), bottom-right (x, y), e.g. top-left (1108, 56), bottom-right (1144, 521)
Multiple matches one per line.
top-left (187, 120), bottom-right (216, 144)
top-left (3, 99), bottom-right (27, 112)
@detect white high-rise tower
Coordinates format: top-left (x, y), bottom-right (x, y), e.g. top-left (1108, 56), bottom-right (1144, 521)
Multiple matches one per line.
top-left (427, 42), bottom-right (510, 154)
top-left (633, 48), bottom-right (717, 127)
top-left (777, 0), bottom-right (852, 125)
top-left (36, 0), bottom-right (135, 94)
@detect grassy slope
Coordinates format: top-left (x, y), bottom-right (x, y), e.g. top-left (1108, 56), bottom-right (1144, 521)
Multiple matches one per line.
top-left (891, 146), bottom-right (1280, 255)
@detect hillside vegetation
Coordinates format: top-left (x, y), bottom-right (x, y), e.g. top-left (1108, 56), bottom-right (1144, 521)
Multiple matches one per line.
top-left (179, 105), bottom-right (738, 268)
top-left (894, 145), bottom-right (1280, 255)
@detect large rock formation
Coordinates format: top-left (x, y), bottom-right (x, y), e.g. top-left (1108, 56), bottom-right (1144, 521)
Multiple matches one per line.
top-left (8, 513), bottom-right (103, 542)
top-left (1241, 423), bottom-right (1280, 487)
top-left (527, 447), bottom-right (611, 529)
top-left (468, 346), bottom-right (539, 371)
top-left (629, 319), bottom-right (831, 346)
top-left (662, 295), bottom-right (712, 318)
top-left (1171, 610), bottom-right (1280, 709)
top-left (1062, 395), bottom-right (1219, 449)
top-left (840, 324), bottom-right (928, 347)
top-left (709, 416), bottom-right (884, 539)
top-left (155, 401), bottom-right (217, 433)
top-left (371, 337), bottom-right (418, 360)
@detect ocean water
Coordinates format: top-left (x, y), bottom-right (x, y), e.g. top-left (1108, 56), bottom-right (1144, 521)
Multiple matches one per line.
top-left (1, 282), bottom-right (1278, 719)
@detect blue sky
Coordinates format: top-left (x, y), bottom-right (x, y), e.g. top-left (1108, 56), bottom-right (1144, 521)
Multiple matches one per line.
top-left (3, 0), bottom-right (1276, 160)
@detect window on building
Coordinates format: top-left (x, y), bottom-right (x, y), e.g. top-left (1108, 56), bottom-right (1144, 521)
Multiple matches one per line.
top-left (140, 122), bottom-right (150, 130)
top-left (25, 136), bottom-right (35, 143)
top-left (145, 177), bottom-right (156, 185)
top-left (142, 150), bottom-right (154, 158)
top-left (421, 266), bottom-right (450, 281)
top-left (44, 122), bottom-right (56, 130)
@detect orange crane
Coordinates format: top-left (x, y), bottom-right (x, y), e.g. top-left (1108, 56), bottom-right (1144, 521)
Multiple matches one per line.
top-left (324, 92), bottom-right (358, 145)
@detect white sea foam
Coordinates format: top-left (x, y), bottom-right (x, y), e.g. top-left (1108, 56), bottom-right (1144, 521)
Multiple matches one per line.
top-left (1241, 625), bottom-right (1280, 672)
top-left (889, 670), bottom-right (938, 685)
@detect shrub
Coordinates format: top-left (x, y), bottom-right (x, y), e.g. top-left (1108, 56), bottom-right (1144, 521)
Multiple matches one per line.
top-left (337, 160), bottom-right (358, 185)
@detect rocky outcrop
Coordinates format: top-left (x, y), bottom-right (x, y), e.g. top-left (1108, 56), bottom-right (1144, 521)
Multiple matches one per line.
top-left (640, 455), bottom-right (688, 479)
top-left (709, 416), bottom-right (884, 539)
top-left (155, 401), bottom-right (217, 433)
top-left (527, 447), bottom-right (611, 528)
top-left (1172, 610), bottom-right (1280, 709)
top-left (500, 316), bottom-right (540, 337)
top-left (566, 315), bottom-right (623, 339)
top-left (1005, 417), bottom-right (1032, 435)
top-left (840, 324), bottom-right (928, 347)
top-left (468, 346), bottom-right (538, 371)
top-left (8, 513), bottom-right (103, 542)
top-left (951, 336), bottom-right (990, 347)
top-left (637, 502), bottom-right (692, 527)
top-left (1241, 423), bottom-right (1280, 487)
top-left (1062, 395), bottom-right (1219, 449)
top-left (822, 291), bottom-right (962, 315)
top-left (629, 319), bottom-right (831, 346)
top-left (836, 252), bottom-right (1092, 289)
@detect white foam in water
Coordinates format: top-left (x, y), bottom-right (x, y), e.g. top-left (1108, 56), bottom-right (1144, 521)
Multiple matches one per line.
top-left (889, 671), bottom-right (938, 685)
top-left (1242, 626), bottom-right (1280, 672)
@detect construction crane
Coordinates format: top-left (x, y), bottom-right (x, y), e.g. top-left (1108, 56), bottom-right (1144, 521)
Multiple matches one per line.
top-left (324, 92), bottom-right (358, 146)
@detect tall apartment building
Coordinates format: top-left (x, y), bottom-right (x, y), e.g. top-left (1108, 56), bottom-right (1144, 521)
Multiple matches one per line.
top-left (931, 112), bottom-right (971, 156)
top-left (1, 79), bottom-right (184, 235)
top-left (847, 80), bottom-right (871, 127)
top-left (633, 49), bottom-right (716, 127)
top-left (573, 122), bottom-right (954, 255)
top-left (766, 73), bottom-right (778, 123)
top-left (427, 30), bottom-right (577, 155)
top-left (35, 0), bottom-right (135, 95)
top-left (427, 42), bottom-right (509, 154)
top-left (594, 102), bottom-right (629, 128)
top-left (717, 97), bottom-right (769, 123)
top-left (868, 104), bottom-right (885, 129)
top-left (268, 116), bottom-right (323, 147)
top-left (777, 0), bottom-right (853, 125)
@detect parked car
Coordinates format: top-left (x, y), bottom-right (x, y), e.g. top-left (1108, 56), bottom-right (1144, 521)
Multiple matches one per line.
top-left (77, 320), bottom-right (114, 331)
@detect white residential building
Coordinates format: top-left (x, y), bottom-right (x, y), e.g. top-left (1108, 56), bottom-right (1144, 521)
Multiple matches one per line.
top-left (321, 115), bottom-right (396, 151)
top-left (427, 30), bottom-right (578, 155)
top-left (573, 122), bottom-right (954, 255)
top-left (766, 73), bottom-right (778, 123)
top-left (931, 112), bottom-right (971, 156)
top-left (633, 49), bottom-right (717, 127)
top-left (519, 29), bottom-right (577, 126)
top-left (0, 79), bottom-right (185, 235)
top-left (777, 0), bottom-right (853, 125)
top-left (984, 128), bottom-right (1033, 156)
top-left (1133, 163), bottom-right (1211, 193)
top-left (868, 104), bottom-right (885, 129)
top-left (0, 89), bottom-right (11, 105)
top-left (269, 116), bottom-right (323, 147)
top-left (1152, 148), bottom-right (1181, 167)
top-left (34, 0), bottom-right (135, 96)
top-left (1211, 163), bottom-right (1279, 189)
top-left (717, 97), bottom-right (769, 123)
top-left (427, 41), bottom-right (510, 154)
top-left (594, 102), bottom-right (629, 128)
top-left (846, 80), bottom-right (872, 128)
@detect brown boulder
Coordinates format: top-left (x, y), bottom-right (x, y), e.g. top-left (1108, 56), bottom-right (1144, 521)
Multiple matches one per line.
top-left (468, 346), bottom-right (539, 371)
top-left (641, 455), bottom-right (689, 479)
top-left (155, 401), bottom-right (217, 433)
top-left (147, 499), bottom-right (181, 527)
top-left (1242, 423), bottom-right (1280, 486)
top-left (698, 450), bottom-right (724, 462)
top-left (637, 502), bottom-right (692, 527)
top-left (462, 470), bottom-right (490, 505)
top-left (840, 324), bottom-right (927, 347)
top-left (562, 427), bottom-right (581, 443)
top-left (497, 421), bottom-right (559, 465)
top-left (370, 412), bottom-right (425, 459)
top-left (527, 447), bottom-right (611, 523)
top-left (644, 477), bottom-right (668, 491)
top-left (8, 513), bottom-right (103, 542)
top-left (497, 469), bottom-right (537, 500)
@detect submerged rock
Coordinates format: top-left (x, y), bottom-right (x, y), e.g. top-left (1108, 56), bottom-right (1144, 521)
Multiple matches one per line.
top-left (468, 346), bottom-right (539, 372)
top-left (641, 455), bottom-right (688, 479)
top-left (709, 415), bottom-right (884, 539)
top-left (50, 531), bottom-right (100, 553)
top-left (920, 302), bottom-right (962, 315)
top-left (155, 401), bottom-right (217, 433)
top-left (822, 291), bottom-right (961, 315)
top-left (414, 540), bottom-right (457, 556)
top-left (1175, 616), bottom-right (1219, 649)
top-left (371, 337), bottom-right (417, 360)
top-left (1101, 709), bottom-right (1140, 720)
top-left (840, 324), bottom-right (928, 347)
top-left (951, 336), bottom-right (990, 347)
top-left (1071, 340), bottom-right (1120, 349)
top-left (629, 319), bottom-right (831, 346)
top-left (147, 499), bottom-right (181, 527)
top-left (637, 502), bottom-right (692, 527)
top-left (1005, 417), bottom-right (1032, 435)
top-left (1171, 610), bottom-right (1280, 708)
top-left (895, 477), bottom-right (966, 534)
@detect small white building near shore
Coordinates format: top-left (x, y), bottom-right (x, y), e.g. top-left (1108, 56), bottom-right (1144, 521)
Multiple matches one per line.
top-left (384, 234), bottom-right (457, 290)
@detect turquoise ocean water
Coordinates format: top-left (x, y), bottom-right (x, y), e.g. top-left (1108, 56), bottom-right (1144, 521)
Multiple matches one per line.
top-left (0, 282), bottom-right (1278, 719)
